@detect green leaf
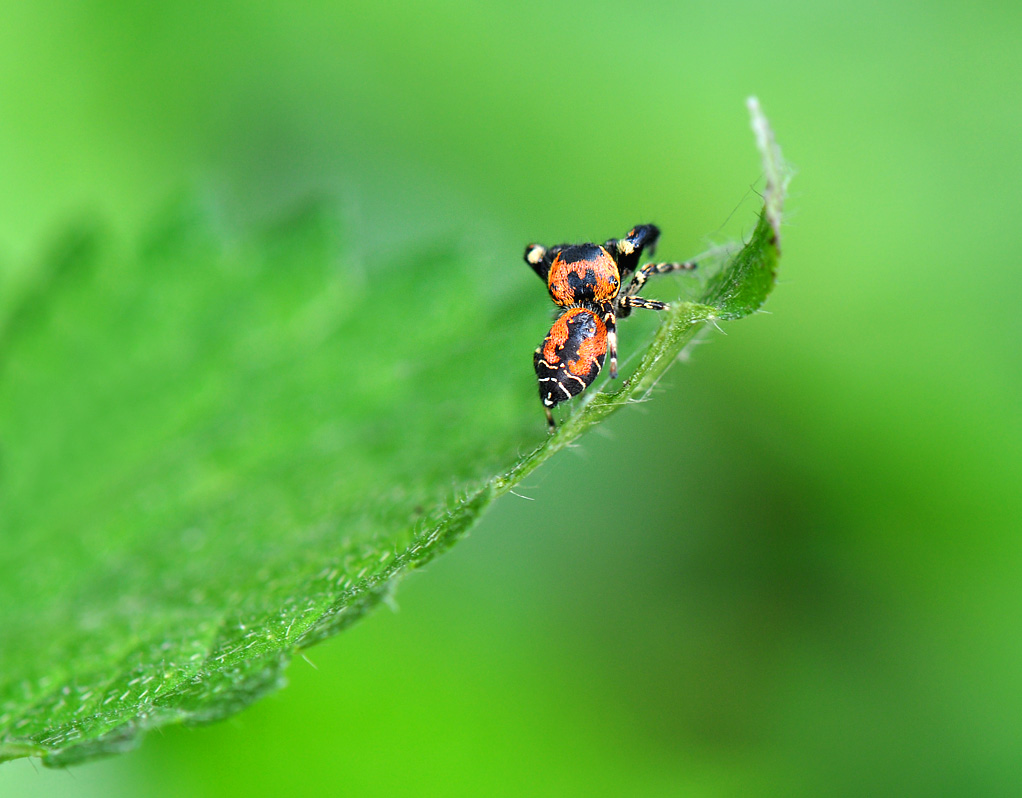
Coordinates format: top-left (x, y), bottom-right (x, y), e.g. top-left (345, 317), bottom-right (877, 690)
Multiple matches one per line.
top-left (0, 99), bottom-right (788, 767)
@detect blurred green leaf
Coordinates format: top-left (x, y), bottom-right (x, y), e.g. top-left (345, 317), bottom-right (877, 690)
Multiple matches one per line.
top-left (0, 100), bottom-right (786, 768)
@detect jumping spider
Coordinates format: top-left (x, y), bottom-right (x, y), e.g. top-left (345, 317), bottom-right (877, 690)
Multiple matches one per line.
top-left (525, 224), bottom-right (696, 430)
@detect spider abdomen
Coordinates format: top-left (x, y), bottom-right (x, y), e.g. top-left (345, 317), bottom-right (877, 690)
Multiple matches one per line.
top-left (533, 307), bottom-right (607, 408)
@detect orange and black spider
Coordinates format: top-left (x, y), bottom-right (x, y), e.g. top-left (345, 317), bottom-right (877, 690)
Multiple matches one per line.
top-left (524, 224), bottom-right (696, 430)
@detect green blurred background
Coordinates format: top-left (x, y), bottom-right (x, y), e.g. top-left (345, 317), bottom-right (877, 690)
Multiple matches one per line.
top-left (2, 0), bottom-right (1021, 795)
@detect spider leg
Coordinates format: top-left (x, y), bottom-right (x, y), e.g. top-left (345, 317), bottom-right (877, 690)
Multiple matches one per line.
top-left (619, 295), bottom-right (670, 313)
top-left (623, 260), bottom-right (697, 297)
top-left (606, 224), bottom-right (661, 277)
top-left (604, 310), bottom-right (620, 379)
top-left (523, 243), bottom-right (550, 282)
top-left (523, 243), bottom-right (569, 283)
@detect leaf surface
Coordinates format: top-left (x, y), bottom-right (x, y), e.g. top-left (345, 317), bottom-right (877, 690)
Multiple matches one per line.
top-left (0, 99), bottom-right (788, 766)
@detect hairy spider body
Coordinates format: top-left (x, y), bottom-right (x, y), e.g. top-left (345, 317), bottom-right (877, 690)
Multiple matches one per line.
top-left (523, 224), bottom-right (696, 430)
top-left (534, 306), bottom-right (608, 408)
top-left (546, 244), bottom-right (620, 306)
